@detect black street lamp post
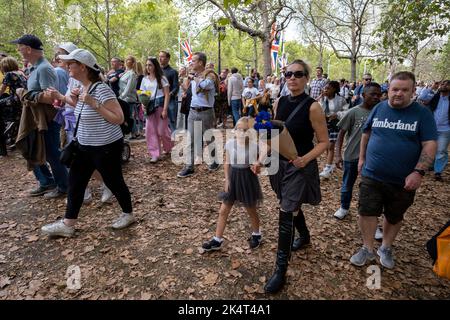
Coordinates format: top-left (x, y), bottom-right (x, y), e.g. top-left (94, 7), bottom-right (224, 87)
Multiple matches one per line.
top-left (213, 23), bottom-right (226, 74)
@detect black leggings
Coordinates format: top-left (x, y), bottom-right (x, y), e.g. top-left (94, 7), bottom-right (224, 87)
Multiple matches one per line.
top-left (65, 139), bottom-right (132, 219)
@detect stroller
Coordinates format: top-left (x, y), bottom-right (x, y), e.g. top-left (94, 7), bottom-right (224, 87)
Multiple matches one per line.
top-left (117, 98), bottom-right (133, 164)
top-left (0, 93), bottom-right (22, 152)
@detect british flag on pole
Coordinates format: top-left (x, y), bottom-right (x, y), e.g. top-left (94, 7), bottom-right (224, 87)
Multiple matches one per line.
top-left (277, 31), bottom-right (287, 69)
top-left (271, 24), bottom-right (281, 72)
top-left (181, 39), bottom-right (193, 63)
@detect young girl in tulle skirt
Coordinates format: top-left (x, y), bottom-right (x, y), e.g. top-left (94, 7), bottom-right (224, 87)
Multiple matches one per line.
top-left (202, 117), bottom-right (263, 252)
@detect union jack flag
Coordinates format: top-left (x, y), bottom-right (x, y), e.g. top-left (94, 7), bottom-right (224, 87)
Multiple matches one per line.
top-left (271, 25), bottom-right (281, 71)
top-left (181, 39), bottom-right (193, 63)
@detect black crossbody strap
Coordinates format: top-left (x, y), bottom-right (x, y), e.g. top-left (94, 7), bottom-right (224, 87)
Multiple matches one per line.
top-left (73, 81), bottom-right (102, 139)
top-left (153, 85), bottom-right (158, 100)
top-left (284, 97), bottom-right (310, 125)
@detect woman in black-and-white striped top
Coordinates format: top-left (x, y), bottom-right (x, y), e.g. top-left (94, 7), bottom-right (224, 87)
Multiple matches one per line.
top-left (74, 83), bottom-right (123, 146)
top-left (41, 49), bottom-right (135, 238)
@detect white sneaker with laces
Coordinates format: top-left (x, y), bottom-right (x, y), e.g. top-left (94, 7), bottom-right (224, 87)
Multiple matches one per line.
top-left (112, 213), bottom-right (136, 230)
top-left (41, 220), bottom-right (75, 237)
top-left (319, 166), bottom-right (332, 178)
top-left (101, 185), bottom-right (113, 203)
top-left (334, 207), bottom-right (349, 220)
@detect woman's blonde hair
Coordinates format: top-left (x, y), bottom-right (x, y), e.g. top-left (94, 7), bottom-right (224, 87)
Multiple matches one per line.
top-left (136, 61), bottom-right (144, 76)
top-left (0, 56), bottom-right (19, 73)
top-left (125, 55), bottom-right (138, 74)
top-left (234, 116), bottom-right (250, 130)
top-left (289, 59), bottom-right (311, 80)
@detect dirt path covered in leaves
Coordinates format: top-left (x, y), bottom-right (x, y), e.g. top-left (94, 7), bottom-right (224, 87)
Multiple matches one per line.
top-left (0, 141), bottom-right (449, 300)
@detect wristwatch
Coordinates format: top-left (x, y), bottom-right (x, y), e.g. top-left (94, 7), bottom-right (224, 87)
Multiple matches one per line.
top-left (413, 169), bottom-right (425, 177)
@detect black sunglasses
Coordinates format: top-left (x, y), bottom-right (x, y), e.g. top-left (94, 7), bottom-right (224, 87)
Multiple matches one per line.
top-left (285, 71), bottom-right (306, 79)
top-left (364, 78), bottom-right (372, 81)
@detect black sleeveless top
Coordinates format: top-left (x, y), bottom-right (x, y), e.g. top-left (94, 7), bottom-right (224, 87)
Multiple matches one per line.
top-left (275, 92), bottom-right (316, 157)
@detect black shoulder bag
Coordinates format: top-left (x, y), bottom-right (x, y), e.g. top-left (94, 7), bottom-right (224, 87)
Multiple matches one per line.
top-left (60, 82), bottom-right (101, 168)
top-left (146, 86), bottom-right (158, 115)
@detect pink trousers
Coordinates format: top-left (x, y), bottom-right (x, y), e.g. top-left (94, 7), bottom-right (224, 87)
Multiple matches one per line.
top-left (145, 107), bottom-right (173, 158)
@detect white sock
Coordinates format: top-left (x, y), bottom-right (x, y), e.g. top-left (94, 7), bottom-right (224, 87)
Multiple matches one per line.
top-left (252, 231), bottom-right (261, 236)
top-left (213, 236), bottom-right (223, 243)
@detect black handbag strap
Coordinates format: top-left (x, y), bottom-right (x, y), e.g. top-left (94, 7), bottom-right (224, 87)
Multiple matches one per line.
top-left (73, 81), bottom-right (102, 139)
top-left (152, 85), bottom-right (158, 100)
top-left (284, 96), bottom-right (310, 126)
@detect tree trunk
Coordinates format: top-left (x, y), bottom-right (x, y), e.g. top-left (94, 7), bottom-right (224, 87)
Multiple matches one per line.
top-left (318, 46), bottom-right (323, 67)
top-left (262, 37), bottom-right (272, 77)
top-left (22, 0), bottom-right (26, 33)
top-left (260, 1), bottom-right (272, 77)
top-left (105, 0), bottom-right (111, 67)
top-left (411, 48), bottom-right (418, 74)
top-left (253, 37), bottom-right (258, 72)
top-left (350, 57), bottom-right (357, 82)
top-left (350, 13), bottom-right (357, 82)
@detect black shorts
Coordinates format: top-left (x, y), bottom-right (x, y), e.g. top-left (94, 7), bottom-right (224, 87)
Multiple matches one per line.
top-left (358, 176), bottom-right (416, 225)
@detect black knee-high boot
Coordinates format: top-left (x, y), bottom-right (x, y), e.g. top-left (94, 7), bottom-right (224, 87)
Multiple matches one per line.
top-left (292, 209), bottom-right (310, 251)
top-left (265, 210), bottom-right (294, 294)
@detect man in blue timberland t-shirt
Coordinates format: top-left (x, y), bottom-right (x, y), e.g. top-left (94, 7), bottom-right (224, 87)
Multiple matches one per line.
top-left (350, 71), bottom-right (437, 270)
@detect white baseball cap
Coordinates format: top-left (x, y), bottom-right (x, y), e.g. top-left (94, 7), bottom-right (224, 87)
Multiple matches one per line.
top-left (58, 48), bottom-right (100, 72)
top-left (57, 42), bottom-right (78, 54)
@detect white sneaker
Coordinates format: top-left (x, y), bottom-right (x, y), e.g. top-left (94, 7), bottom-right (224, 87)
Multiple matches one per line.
top-left (101, 185), bottom-right (114, 203)
top-left (319, 166), bottom-right (332, 178)
top-left (150, 156), bottom-right (159, 163)
top-left (334, 207), bottom-right (349, 220)
top-left (111, 213), bottom-right (136, 230)
top-left (375, 226), bottom-right (383, 241)
top-left (83, 188), bottom-right (92, 204)
top-left (41, 220), bottom-right (75, 237)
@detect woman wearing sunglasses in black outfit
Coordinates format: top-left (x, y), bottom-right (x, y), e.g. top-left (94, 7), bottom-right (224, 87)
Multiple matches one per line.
top-left (255, 60), bottom-right (329, 293)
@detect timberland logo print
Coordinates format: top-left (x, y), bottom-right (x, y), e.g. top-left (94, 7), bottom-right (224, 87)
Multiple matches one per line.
top-left (372, 118), bottom-right (418, 131)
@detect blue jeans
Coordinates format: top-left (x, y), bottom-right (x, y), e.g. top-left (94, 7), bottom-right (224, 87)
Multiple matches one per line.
top-left (434, 130), bottom-right (450, 174)
top-left (34, 164), bottom-right (55, 187)
top-left (246, 106), bottom-right (256, 117)
top-left (230, 99), bottom-right (242, 126)
top-left (341, 160), bottom-right (359, 210)
top-left (33, 121), bottom-right (68, 192)
top-left (167, 97), bottom-right (178, 132)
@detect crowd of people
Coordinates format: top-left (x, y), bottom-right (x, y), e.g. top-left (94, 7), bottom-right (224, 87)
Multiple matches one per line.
top-left (0, 34), bottom-right (448, 295)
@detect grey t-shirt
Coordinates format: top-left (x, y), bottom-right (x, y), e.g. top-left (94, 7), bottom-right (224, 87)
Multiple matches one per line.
top-left (225, 139), bottom-right (258, 168)
top-left (337, 105), bottom-right (371, 161)
top-left (27, 57), bottom-right (57, 91)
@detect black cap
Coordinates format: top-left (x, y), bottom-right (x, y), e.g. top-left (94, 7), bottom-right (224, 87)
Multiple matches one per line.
top-left (11, 34), bottom-right (43, 50)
